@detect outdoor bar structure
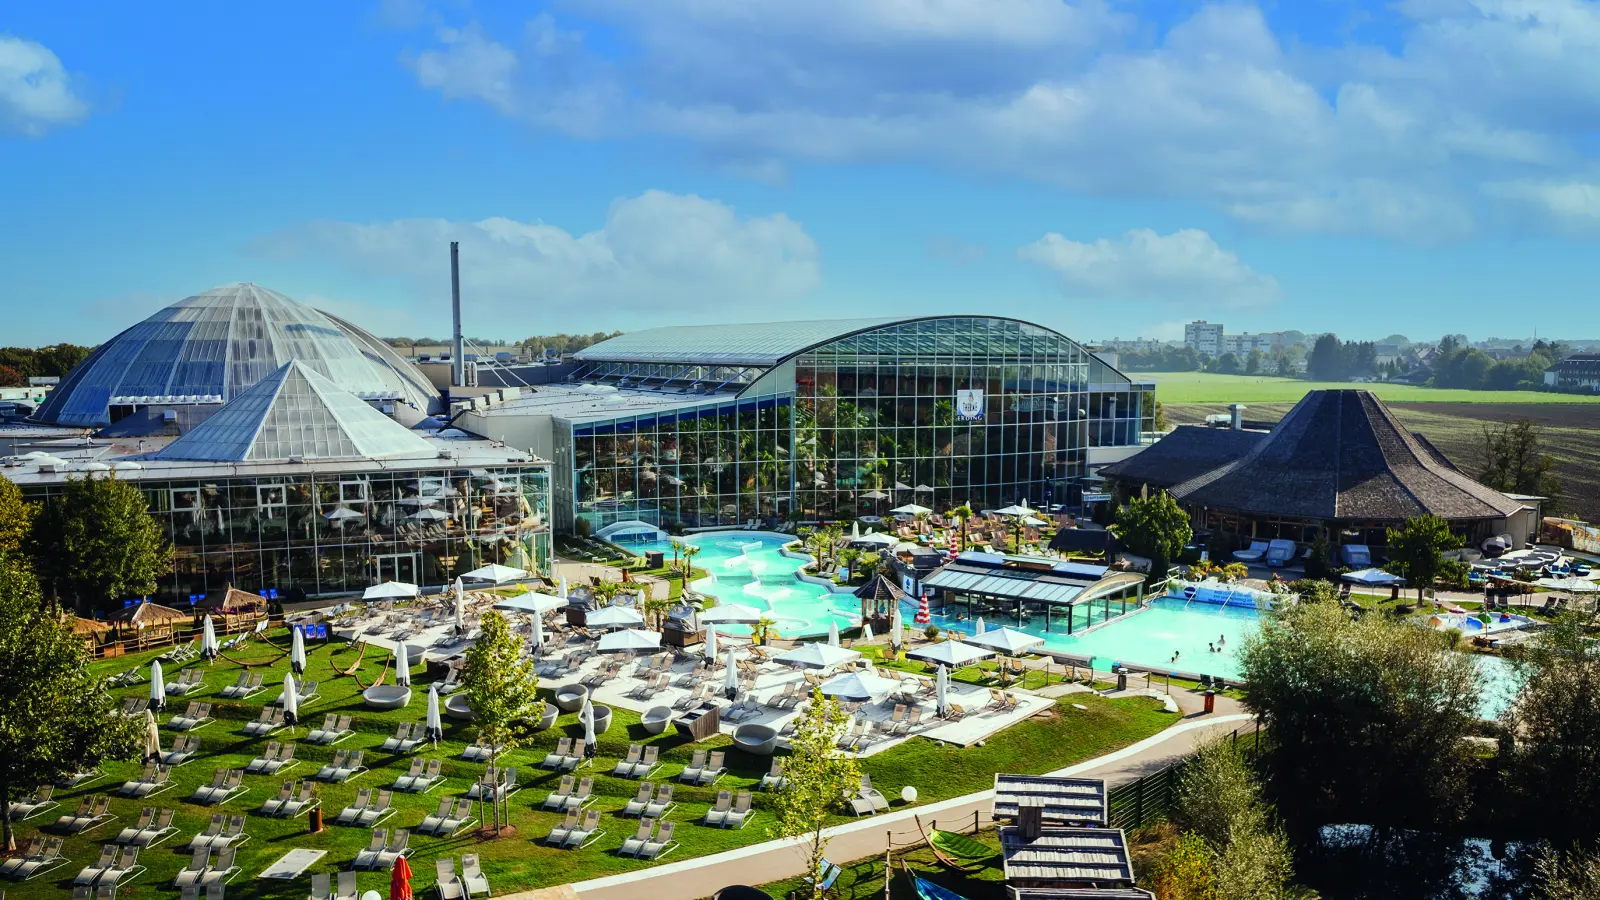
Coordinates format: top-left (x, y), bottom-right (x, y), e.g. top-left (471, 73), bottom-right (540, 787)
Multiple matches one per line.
top-left (921, 552), bottom-right (1149, 634)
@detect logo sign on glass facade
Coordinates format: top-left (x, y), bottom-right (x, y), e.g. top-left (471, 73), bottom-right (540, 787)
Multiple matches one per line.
top-left (955, 389), bottom-right (985, 421)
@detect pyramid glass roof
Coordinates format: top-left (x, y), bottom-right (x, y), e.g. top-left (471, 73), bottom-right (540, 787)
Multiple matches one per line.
top-left (156, 361), bottom-right (439, 462)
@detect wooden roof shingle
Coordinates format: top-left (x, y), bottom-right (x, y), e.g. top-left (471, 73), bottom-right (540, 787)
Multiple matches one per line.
top-left (1098, 425), bottom-right (1265, 490)
top-left (1170, 390), bottom-right (1525, 522)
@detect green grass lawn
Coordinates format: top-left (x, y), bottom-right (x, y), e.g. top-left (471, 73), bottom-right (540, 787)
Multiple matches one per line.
top-left (753, 829), bottom-right (1011, 900)
top-left (3, 631), bottom-right (1177, 900)
top-left (1141, 371), bottom-right (1600, 406)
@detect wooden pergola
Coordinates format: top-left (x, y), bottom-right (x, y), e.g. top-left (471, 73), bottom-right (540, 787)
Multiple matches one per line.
top-left (854, 574), bottom-right (908, 629)
top-left (110, 601), bottom-right (191, 650)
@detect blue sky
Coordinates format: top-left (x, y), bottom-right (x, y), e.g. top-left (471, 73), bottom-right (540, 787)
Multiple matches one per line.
top-left (3, 0), bottom-right (1599, 346)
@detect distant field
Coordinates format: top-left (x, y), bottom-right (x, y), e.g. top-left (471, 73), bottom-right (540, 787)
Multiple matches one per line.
top-left (1164, 400), bottom-right (1600, 523)
top-left (1142, 372), bottom-right (1600, 406)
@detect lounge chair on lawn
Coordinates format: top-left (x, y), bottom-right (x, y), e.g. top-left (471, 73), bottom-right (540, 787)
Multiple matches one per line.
top-left (0, 837), bottom-right (43, 878)
top-left (208, 816), bottom-right (247, 849)
top-left (162, 735), bottom-right (201, 767)
top-left (3, 836), bottom-right (67, 881)
top-left (334, 870), bottom-right (358, 900)
top-left (438, 799), bottom-right (477, 836)
top-left (174, 848), bottom-right (211, 888)
top-left (241, 707), bottom-right (285, 737)
top-left (759, 759), bottom-right (788, 791)
top-left (124, 808), bottom-right (176, 847)
top-left (704, 790), bottom-right (733, 827)
top-left (245, 742), bottom-right (282, 775)
top-left (114, 808), bottom-right (155, 845)
top-left (434, 860), bottom-right (463, 900)
top-left (375, 829), bottom-right (411, 869)
top-left (638, 820), bottom-right (677, 860)
top-left (724, 790), bottom-right (754, 828)
top-left (557, 742), bottom-right (586, 772)
top-left (460, 740), bottom-right (498, 763)
top-left (627, 745), bottom-right (661, 779)
top-left (99, 846), bottom-right (144, 887)
top-left (379, 723), bottom-right (422, 754)
top-left (187, 815), bottom-right (226, 850)
top-left (58, 767), bottom-right (104, 788)
top-left (461, 855), bottom-right (490, 898)
top-left (539, 738), bottom-right (573, 770)
top-left (9, 785), bottom-right (57, 821)
top-left (74, 844), bottom-right (118, 885)
top-left (219, 673), bottom-right (266, 700)
top-left (266, 781), bottom-right (318, 818)
top-left (55, 795), bottom-right (115, 834)
top-left (167, 668), bottom-right (205, 696)
top-left (416, 798), bottom-right (451, 835)
top-left (334, 790), bottom-right (372, 827)
top-left (297, 681), bottom-right (320, 703)
top-left (850, 774), bottom-right (890, 815)
top-left (199, 845), bottom-right (239, 886)
top-left (620, 782), bottom-right (653, 818)
top-left (610, 745), bottom-right (643, 777)
top-left (167, 703), bottom-right (214, 732)
top-left (121, 697), bottom-right (149, 717)
top-left (806, 859), bottom-right (844, 895)
top-left (307, 715), bottom-right (354, 745)
top-left (394, 758), bottom-right (443, 793)
top-left (329, 752), bottom-right (367, 784)
top-left (352, 830), bottom-right (387, 870)
top-left (541, 775), bottom-right (575, 811)
top-left (310, 872), bottom-right (334, 900)
top-left (643, 783), bottom-right (675, 819)
top-left (694, 750), bottom-right (726, 785)
top-left (260, 743), bottom-right (297, 775)
top-left (559, 809), bottom-right (603, 849)
top-left (618, 819), bottom-right (656, 857)
top-left (356, 790), bottom-right (394, 828)
top-left (678, 750), bottom-right (708, 783)
top-left (259, 781), bottom-right (295, 817)
top-left (120, 762), bottom-right (174, 799)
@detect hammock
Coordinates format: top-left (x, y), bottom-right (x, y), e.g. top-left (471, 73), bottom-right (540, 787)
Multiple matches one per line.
top-left (899, 860), bottom-right (976, 900)
top-left (329, 641), bottom-right (390, 690)
top-left (914, 816), bottom-right (991, 872)
top-left (216, 631), bottom-right (291, 668)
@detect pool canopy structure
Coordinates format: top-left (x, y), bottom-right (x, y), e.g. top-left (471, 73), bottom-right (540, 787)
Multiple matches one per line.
top-left (1103, 390), bottom-right (1541, 551)
top-left (459, 315), bottom-right (1154, 534)
top-left (921, 551), bottom-right (1147, 636)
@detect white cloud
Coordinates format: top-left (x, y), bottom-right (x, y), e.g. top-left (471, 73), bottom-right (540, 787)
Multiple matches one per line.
top-left (1018, 228), bottom-right (1281, 308)
top-left (391, 0), bottom-right (1600, 241)
top-left (253, 190), bottom-right (821, 321)
top-left (1482, 177), bottom-right (1600, 231)
top-left (0, 34), bottom-right (88, 137)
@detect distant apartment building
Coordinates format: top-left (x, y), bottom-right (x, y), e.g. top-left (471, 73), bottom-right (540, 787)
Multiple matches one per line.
top-left (1099, 337), bottom-right (1167, 353)
top-left (1544, 354), bottom-right (1600, 392)
top-left (1185, 321), bottom-right (1225, 357)
top-left (1221, 333), bottom-right (1277, 355)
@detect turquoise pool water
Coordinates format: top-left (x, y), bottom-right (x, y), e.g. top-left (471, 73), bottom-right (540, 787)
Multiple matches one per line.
top-left (615, 531), bottom-right (858, 639)
top-left (1475, 655), bottom-right (1523, 721)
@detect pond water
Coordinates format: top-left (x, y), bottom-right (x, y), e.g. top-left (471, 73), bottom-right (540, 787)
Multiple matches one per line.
top-left (1303, 825), bottom-right (1535, 899)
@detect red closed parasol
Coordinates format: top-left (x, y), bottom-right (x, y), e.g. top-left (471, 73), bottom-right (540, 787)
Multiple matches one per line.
top-left (390, 855), bottom-right (413, 900)
top-left (915, 595), bottom-right (931, 625)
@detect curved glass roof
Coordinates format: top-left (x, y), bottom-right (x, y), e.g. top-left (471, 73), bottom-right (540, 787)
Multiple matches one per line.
top-left (574, 318), bottom-right (900, 366)
top-left (37, 283), bottom-right (440, 425)
top-left (157, 361), bottom-right (438, 462)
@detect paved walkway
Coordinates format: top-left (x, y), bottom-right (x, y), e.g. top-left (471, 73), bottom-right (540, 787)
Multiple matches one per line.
top-left (543, 704), bottom-right (1255, 900)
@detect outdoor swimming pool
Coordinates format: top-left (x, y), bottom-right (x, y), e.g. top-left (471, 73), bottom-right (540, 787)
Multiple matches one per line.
top-left (615, 531), bottom-right (858, 639)
top-left (1475, 654), bottom-right (1523, 721)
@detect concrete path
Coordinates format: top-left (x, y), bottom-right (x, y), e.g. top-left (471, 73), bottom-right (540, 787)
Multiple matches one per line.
top-left (539, 709), bottom-right (1255, 900)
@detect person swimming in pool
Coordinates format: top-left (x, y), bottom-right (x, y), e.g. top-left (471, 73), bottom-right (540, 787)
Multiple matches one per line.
top-left (1208, 642), bottom-right (1216, 653)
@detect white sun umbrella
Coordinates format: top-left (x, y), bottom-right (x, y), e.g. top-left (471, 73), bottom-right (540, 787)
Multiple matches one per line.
top-left (282, 672), bottom-right (299, 726)
top-left (149, 660), bottom-right (166, 710)
top-left (363, 581), bottom-right (419, 601)
top-left (908, 639), bottom-right (994, 668)
top-left (724, 647), bottom-right (739, 698)
top-left (704, 625), bottom-right (719, 661)
top-left (325, 507), bottom-right (364, 522)
top-left (819, 670), bottom-right (898, 702)
top-left (597, 628), bottom-right (660, 653)
top-left (890, 606), bottom-right (904, 650)
top-left (699, 604), bottom-right (764, 625)
top-left (426, 684), bottom-right (442, 744)
top-left (855, 532), bottom-right (898, 548)
top-left (462, 563), bottom-right (528, 585)
top-left (581, 699), bottom-right (596, 748)
top-left (861, 623), bottom-right (874, 643)
top-left (493, 591), bottom-right (566, 615)
top-left (1342, 568), bottom-right (1407, 586)
top-left (529, 612), bottom-right (545, 651)
top-left (201, 615), bottom-right (218, 660)
top-left (143, 709), bottom-right (161, 759)
top-left (965, 626), bottom-right (1046, 656)
top-left (852, 521), bottom-right (861, 539)
top-left (394, 642), bottom-right (412, 687)
top-left (776, 642), bottom-right (860, 669)
top-left (290, 626), bottom-right (306, 675)
top-left (1022, 516), bottom-right (1049, 527)
top-left (994, 504), bottom-right (1035, 517)
top-left (588, 605), bottom-right (644, 629)
top-left (407, 507), bottom-right (449, 521)
top-left (936, 664), bottom-right (950, 717)
top-left (827, 619), bottom-right (840, 647)
top-left (974, 617), bottom-right (986, 635)
top-left (558, 576), bottom-right (569, 601)
top-left (890, 503), bottom-right (932, 516)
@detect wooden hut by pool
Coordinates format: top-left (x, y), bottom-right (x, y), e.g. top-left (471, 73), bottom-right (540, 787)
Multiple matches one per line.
top-left (197, 585), bottom-right (269, 634)
top-left (70, 615), bottom-right (113, 655)
top-left (853, 574), bottom-right (907, 631)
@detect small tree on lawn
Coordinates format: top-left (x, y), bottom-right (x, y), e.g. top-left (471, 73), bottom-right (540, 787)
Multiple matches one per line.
top-left (1112, 492), bottom-right (1193, 579)
top-left (31, 473), bottom-right (168, 613)
top-left (949, 505), bottom-right (974, 552)
top-left (1384, 514), bottom-right (1462, 603)
top-left (462, 609), bottom-right (541, 835)
top-left (0, 549), bottom-right (142, 851)
top-left (773, 688), bottom-right (861, 899)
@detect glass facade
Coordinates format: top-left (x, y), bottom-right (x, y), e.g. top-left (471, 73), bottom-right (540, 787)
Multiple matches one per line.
top-left (22, 465), bottom-right (551, 604)
top-left (562, 317), bottom-right (1150, 532)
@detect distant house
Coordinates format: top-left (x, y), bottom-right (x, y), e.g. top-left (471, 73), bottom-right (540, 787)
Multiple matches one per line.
top-left (1544, 353), bottom-right (1600, 392)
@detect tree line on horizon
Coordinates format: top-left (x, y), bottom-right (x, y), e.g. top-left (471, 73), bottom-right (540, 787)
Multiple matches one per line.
top-left (381, 332), bottom-right (625, 357)
top-left (0, 344), bottom-right (94, 388)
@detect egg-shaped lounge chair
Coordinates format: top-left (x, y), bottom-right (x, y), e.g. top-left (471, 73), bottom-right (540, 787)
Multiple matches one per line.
top-left (732, 722), bottom-right (778, 756)
top-left (554, 684), bottom-right (589, 712)
top-left (641, 706), bottom-right (672, 735)
top-left (531, 702), bottom-right (558, 732)
top-left (591, 704), bottom-right (614, 735)
top-left (444, 693), bottom-right (474, 721)
top-left (363, 684), bottom-right (412, 710)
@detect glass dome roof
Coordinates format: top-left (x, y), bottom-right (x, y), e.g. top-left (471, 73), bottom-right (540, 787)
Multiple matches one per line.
top-left (36, 283), bottom-right (441, 426)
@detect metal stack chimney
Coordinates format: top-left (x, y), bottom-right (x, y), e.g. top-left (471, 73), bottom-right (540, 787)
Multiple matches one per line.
top-left (1229, 403), bottom-right (1246, 431)
top-left (450, 241), bottom-right (464, 388)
